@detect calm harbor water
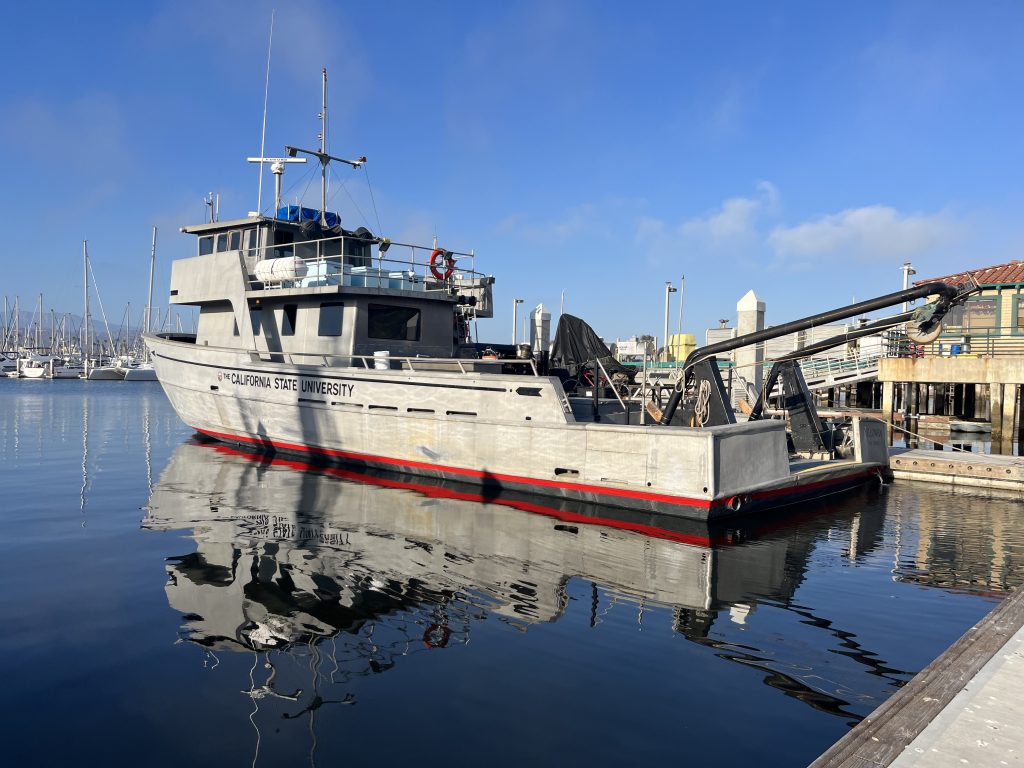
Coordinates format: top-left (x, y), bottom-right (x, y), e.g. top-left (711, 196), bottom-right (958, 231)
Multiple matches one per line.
top-left (3, 379), bottom-right (1024, 767)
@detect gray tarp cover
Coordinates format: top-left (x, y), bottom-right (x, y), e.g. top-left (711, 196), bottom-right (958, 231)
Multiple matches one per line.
top-left (549, 314), bottom-right (629, 379)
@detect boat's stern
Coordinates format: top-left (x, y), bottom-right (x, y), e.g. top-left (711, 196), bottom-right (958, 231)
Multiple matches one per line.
top-left (848, 415), bottom-right (891, 474)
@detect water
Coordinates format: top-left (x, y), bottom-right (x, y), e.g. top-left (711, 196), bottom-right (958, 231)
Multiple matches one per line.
top-left (3, 378), bottom-right (1024, 767)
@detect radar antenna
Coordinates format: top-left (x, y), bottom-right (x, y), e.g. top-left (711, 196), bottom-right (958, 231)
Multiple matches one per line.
top-left (246, 156), bottom-right (307, 212)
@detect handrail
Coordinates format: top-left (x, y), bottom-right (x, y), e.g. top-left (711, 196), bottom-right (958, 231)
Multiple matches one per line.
top-left (236, 231), bottom-right (485, 292)
top-left (593, 355), bottom-right (628, 411)
top-left (233, 346), bottom-right (542, 376)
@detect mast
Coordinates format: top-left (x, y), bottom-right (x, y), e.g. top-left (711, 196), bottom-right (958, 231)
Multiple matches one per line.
top-left (145, 226), bottom-right (157, 336)
top-left (283, 69), bottom-right (366, 228)
top-left (83, 241), bottom-right (90, 376)
top-left (320, 67), bottom-right (327, 226)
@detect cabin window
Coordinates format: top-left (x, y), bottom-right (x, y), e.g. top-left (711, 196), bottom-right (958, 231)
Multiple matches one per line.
top-left (242, 228), bottom-right (259, 257)
top-left (215, 233), bottom-right (229, 252)
top-left (1015, 296), bottom-right (1024, 333)
top-left (274, 229), bottom-right (294, 259)
top-left (318, 302), bottom-right (344, 336)
top-left (344, 237), bottom-right (371, 267)
top-left (368, 304), bottom-right (420, 341)
top-left (282, 304), bottom-right (298, 336)
top-left (250, 309), bottom-right (262, 336)
top-left (199, 236), bottom-right (213, 256)
top-left (228, 231), bottom-right (241, 251)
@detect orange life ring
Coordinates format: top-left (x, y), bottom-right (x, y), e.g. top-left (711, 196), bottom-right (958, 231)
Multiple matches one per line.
top-left (422, 623), bottom-right (451, 649)
top-left (429, 248), bottom-right (455, 281)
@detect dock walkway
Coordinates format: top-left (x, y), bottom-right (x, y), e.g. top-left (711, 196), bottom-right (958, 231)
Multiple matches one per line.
top-left (810, 585), bottom-right (1024, 767)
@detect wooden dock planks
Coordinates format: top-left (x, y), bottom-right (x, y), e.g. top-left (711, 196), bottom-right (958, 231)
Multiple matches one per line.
top-left (810, 585), bottom-right (1024, 767)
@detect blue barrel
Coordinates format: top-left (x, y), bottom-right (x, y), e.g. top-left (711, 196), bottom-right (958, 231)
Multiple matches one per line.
top-left (951, 344), bottom-right (962, 355)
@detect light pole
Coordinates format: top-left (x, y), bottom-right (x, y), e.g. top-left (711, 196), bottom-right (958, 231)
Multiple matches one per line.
top-left (677, 275), bottom-right (685, 336)
top-left (901, 262), bottom-right (916, 313)
top-left (663, 282), bottom-right (677, 362)
top-left (512, 298), bottom-right (523, 344)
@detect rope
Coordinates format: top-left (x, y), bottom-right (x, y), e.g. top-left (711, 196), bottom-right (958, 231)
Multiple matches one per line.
top-left (694, 378), bottom-right (712, 427)
top-left (866, 415), bottom-right (1022, 459)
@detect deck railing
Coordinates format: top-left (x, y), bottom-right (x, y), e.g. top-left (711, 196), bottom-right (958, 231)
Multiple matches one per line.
top-left (888, 325), bottom-right (1024, 359)
top-left (250, 348), bottom-right (540, 376)
top-left (241, 233), bottom-right (483, 292)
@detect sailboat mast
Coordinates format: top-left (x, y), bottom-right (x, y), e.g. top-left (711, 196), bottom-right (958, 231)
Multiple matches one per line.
top-left (83, 241), bottom-right (90, 376)
top-left (145, 227), bottom-right (157, 335)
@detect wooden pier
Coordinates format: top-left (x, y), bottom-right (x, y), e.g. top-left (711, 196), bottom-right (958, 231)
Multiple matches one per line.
top-left (810, 584), bottom-right (1024, 767)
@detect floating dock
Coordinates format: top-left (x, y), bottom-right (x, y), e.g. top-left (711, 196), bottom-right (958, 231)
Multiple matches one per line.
top-left (811, 584), bottom-right (1024, 767)
top-left (889, 447), bottom-right (1024, 494)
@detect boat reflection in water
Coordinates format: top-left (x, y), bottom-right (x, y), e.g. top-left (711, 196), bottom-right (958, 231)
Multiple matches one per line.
top-left (144, 438), bottom-right (904, 723)
top-left (146, 439), bottom-right (804, 629)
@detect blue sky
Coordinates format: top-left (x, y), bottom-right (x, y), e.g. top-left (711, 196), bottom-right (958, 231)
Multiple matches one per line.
top-left (2, 0), bottom-right (1023, 344)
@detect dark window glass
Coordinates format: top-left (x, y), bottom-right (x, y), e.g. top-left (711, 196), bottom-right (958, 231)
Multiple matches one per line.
top-left (250, 309), bottom-right (262, 337)
top-left (1016, 297), bottom-right (1024, 331)
top-left (215, 233), bottom-right (229, 252)
top-left (318, 302), bottom-right (344, 336)
top-left (282, 304), bottom-right (298, 336)
top-left (368, 304), bottom-right (420, 341)
top-left (274, 229), bottom-right (294, 258)
top-left (199, 236), bottom-right (213, 256)
top-left (229, 231), bottom-right (241, 250)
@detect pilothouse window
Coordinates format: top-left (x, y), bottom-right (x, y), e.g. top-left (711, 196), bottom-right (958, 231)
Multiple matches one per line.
top-left (199, 236), bottom-right (213, 256)
top-left (215, 233), bottom-right (229, 252)
top-left (368, 304), bottom-right (421, 341)
top-left (282, 304), bottom-right (298, 336)
top-left (318, 302), bottom-right (344, 336)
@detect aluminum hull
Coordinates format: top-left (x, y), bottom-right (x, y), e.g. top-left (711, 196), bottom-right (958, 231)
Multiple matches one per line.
top-left (147, 334), bottom-right (888, 522)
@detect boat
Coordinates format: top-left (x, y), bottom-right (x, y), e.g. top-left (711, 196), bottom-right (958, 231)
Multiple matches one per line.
top-left (144, 71), bottom-right (975, 523)
top-left (86, 361), bottom-right (126, 380)
top-left (19, 353), bottom-right (50, 379)
top-left (949, 419), bottom-right (992, 434)
top-left (122, 362), bottom-right (157, 381)
top-left (123, 228), bottom-right (160, 382)
top-left (49, 357), bottom-right (85, 379)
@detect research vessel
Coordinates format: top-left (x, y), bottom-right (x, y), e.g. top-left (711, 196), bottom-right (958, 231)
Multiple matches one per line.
top-left (145, 73), bottom-right (971, 522)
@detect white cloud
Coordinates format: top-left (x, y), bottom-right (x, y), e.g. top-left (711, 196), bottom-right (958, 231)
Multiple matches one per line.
top-left (633, 181), bottom-right (779, 261)
top-left (682, 181), bottom-right (779, 242)
top-left (768, 205), bottom-right (961, 262)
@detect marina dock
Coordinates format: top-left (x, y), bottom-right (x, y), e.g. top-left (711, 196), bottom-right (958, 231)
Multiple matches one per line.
top-left (889, 447), bottom-right (1024, 493)
top-left (810, 584), bottom-right (1024, 767)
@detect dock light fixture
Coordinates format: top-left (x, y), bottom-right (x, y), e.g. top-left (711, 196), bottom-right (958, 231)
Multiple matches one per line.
top-left (513, 299), bottom-right (524, 344)
top-left (663, 282), bottom-right (678, 362)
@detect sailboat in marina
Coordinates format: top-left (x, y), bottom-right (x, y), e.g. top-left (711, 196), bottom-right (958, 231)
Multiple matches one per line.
top-left (82, 241), bottom-right (126, 381)
top-left (123, 227), bottom-right (159, 381)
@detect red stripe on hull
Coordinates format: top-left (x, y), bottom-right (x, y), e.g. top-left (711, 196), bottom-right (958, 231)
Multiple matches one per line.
top-left (192, 426), bottom-right (878, 517)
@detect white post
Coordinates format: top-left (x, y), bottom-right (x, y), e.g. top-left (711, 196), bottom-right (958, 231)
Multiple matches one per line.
top-left (512, 298), bottom-right (523, 344)
top-left (663, 282), bottom-right (677, 362)
top-left (901, 262), bottom-right (917, 313)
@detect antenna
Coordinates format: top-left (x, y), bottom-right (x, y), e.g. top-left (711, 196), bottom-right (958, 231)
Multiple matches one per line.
top-left (204, 192), bottom-right (217, 223)
top-left (255, 9), bottom-right (275, 217)
top-left (284, 68), bottom-right (366, 228)
top-left (246, 156), bottom-right (306, 212)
